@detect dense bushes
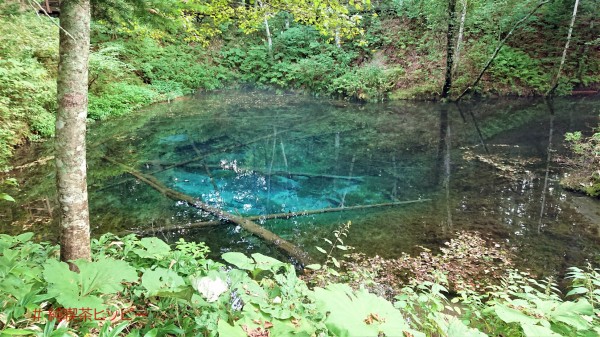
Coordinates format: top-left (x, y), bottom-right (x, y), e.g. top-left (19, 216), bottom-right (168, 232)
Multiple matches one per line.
top-left (88, 83), bottom-right (158, 120)
top-left (0, 232), bottom-right (599, 337)
top-left (0, 15), bottom-right (58, 169)
top-left (124, 39), bottom-right (233, 93)
top-left (561, 130), bottom-right (600, 197)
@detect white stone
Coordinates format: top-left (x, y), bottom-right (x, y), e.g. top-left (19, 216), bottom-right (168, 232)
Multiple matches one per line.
top-left (192, 276), bottom-right (228, 303)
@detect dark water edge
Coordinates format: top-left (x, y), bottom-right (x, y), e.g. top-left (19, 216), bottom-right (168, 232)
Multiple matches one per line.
top-left (1, 90), bottom-right (599, 278)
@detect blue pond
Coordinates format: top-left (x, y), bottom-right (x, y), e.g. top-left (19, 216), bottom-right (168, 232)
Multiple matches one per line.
top-left (2, 91), bottom-right (599, 276)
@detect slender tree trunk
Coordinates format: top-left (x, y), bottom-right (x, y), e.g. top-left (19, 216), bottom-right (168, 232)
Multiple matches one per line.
top-left (441, 0), bottom-right (457, 99)
top-left (335, 28), bottom-right (341, 48)
top-left (264, 17), bottom-right (272, 52)
top-left (452, 0), bottom-right (467, 73)
top-left (56, 0), bottom-right (91, 267)
top-left (546, 0), bottom-right (579, 97)
top-left (455, 0), bottom-right (548, 101)
top-left (256, 0), bottom-right (272, 52)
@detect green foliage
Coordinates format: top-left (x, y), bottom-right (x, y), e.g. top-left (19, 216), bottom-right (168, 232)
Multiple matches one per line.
top-left (43, 258), bottom-right (137, 310)
top-left (0, 12), bottom-right (58, 168)
top-left (567, 265), bottom-right (600, 311)
top-left (487, 46), bottom-right (549, 95)
top-left (125, 38), bottom-right (232, 93)
top-left (0, 233), bottom-right (58, 327)
top-left (89, 83), bottom-right (158, 120)
top-left (0, 178), bottom-right (18, 203)
top-left (0, 58), bottom-right (56, 166)
top-left (89, 44), bottom-right (135, 92)
top-left (562, 128), bottom-right (600, 197)
top-left (315, 283), bottom-right (421, 337)
top-left (329, 65), bottom-right (399, 101)
top-left (2, 233), bottom-right (600, 336)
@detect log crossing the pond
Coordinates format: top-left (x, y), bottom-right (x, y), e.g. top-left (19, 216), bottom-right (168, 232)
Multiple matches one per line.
top-left (104, 157), bottom-right (311, 265)
top-left (133, 200), bottom-right (432, 236)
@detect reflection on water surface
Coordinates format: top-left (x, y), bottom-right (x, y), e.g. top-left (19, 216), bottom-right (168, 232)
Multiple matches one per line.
top-left (2, 91), bottom-right (599, 276)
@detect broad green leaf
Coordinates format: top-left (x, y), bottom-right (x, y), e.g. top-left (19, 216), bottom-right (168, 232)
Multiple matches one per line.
top-left (314, 283), bottom-right (424, 337)
top-left (43, 258), bottom-right (137, 310)
top-left (251, 253), bottom-right (283, 270)
top-left (446, 316), bottom-right (488, 337)
top-left (551, 299), bottom-right (594, 330)
top-left (217, 320), bottom-right (246, 337)
top-left (77, 258), bottom-right (137, 294)
top-left (521, 324), bottom-right (562, 337)
top-left (222, 252), bottom-right (255, 270)
top-left (142, 329), bottom-right (158, 337)
top-left (0, 193), bottom-right (15, 202)
top-left (331, 256), bottom-right (340, 268)
top-left (566, 287), bottom-right (588, 297)
top-left (141, 267), bottom-right (186, 297)
top-left (14, 233), bottom-right (33, 243)
top-left (305, 264), bottom-right (322, 270)
top-left (133, 237), bottom-right (171, 259)
top-left (554, 298), bottom-right (594, 316)
top-left (43, 259), bottom-right (103, 309)
top-left (315, 246), bottom-right (327, 254)
top-left (494, 304), bottom-right (538, 326)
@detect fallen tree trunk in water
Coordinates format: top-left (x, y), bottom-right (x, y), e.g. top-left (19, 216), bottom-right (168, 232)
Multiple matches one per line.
top-left (151, 163), bottom-right (365, 182)
top-left (133, 199), bottom-right (432, 235)
top-left (104, 157), bottom-right (311, 265)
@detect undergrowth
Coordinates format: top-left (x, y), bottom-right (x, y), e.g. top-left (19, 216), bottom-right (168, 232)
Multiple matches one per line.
top-left (561, 129), bottom-right (600, 197)
top-left (1, 231), bottom-right (598, 337)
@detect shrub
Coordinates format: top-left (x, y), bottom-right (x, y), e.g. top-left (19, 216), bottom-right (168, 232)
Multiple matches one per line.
top-left (88, 83), bottom-right (158, 120)
top-left (1, 232), bottom-right (599, 337)
top-left (488, 46), bottom-right (549, 95)
top-left (561, 129), bottom-right (600, 197)
top-left (329, 65), bottom-right (399, 101)
top-left (125, 38), bottom-right (232, 92)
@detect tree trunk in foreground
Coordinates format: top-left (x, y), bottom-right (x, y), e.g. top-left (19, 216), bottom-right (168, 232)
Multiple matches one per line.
top-left (441, 0), bottom-right (457, 99)
top-left (546, 0), bottom-right (579, 97)
top-left (56, 0), bottom-right (91, 266)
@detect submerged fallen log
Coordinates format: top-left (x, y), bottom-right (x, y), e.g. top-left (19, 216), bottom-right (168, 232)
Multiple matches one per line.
top-left (104, 157), bottom-right (311, 265)
top-left (134, 199), bottom-right (432, 236)
top-left (166, 163), bottom-right (365, 182)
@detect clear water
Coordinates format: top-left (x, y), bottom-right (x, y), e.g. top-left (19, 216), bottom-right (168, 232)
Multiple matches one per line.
top-left (2, 91), bottom-right (599, 276)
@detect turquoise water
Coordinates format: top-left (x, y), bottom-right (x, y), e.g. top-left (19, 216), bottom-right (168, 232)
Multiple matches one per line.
top-left (1, 91), bottom-right (599, 275)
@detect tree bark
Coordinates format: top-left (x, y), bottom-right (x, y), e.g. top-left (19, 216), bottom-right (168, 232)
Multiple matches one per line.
top-left (452, 0), bottom-right (467, 73)
top-left (546, 0), bottom-right (579, 97)
top-left (264, 17), bottom-right (273, 52)
top-left (441, 0), bottom-right (457, 99)
top-left (56, 0), bottom-right (91, 267)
